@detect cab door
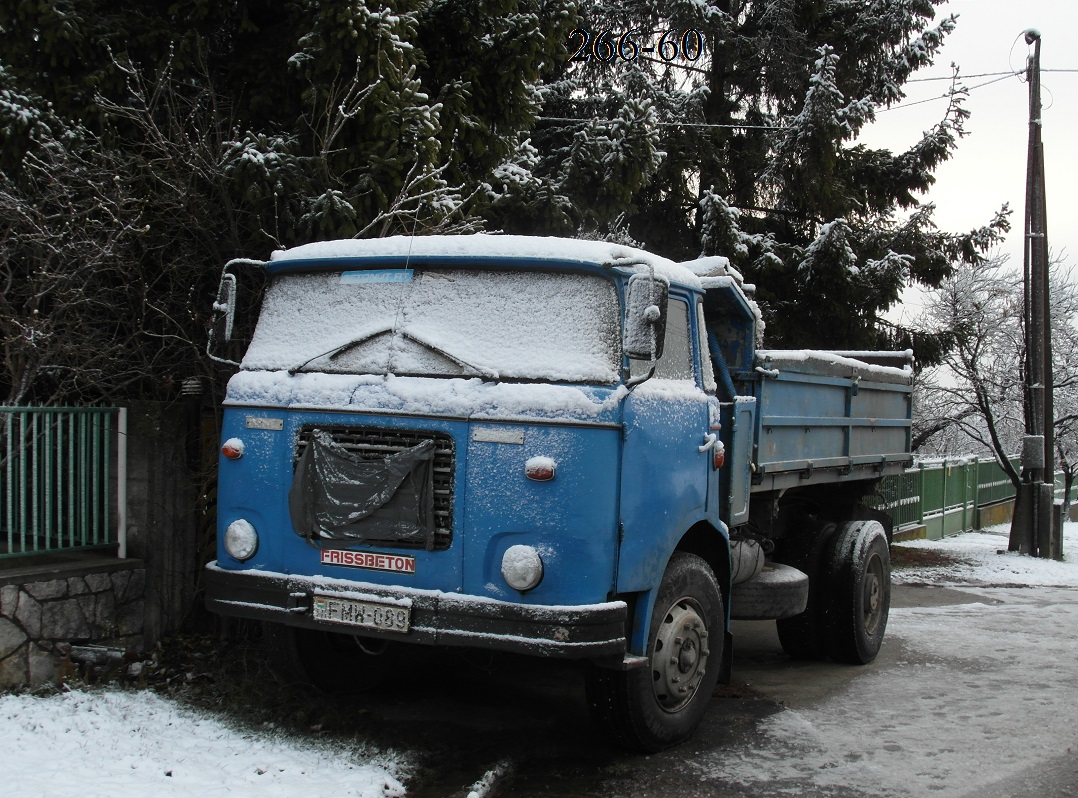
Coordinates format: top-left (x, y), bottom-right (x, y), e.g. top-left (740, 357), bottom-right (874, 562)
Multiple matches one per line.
top-left (617, 294), bottom-right (714, 595)
top-left (696, 297), bottom-right (725, 519)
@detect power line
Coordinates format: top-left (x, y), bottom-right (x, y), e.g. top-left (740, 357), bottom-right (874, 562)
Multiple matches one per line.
top-left (540, 69), bottom-right (1076, 126)
top-left (877, 72), bottom-right (1017, 112)
top-left (907, 70), bottom-right (1017, 82)
top-left (906, 68), bottom-right (1077, 82)
top-left (537, 116), bottom-right (790, 130)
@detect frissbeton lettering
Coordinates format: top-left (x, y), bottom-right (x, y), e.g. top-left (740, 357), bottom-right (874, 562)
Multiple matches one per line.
top-left (320, 549), bottom-right (416, 574)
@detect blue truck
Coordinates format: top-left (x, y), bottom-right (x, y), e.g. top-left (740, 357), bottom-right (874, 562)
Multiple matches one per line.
top-left (206, 235), bottom-right (912, 751)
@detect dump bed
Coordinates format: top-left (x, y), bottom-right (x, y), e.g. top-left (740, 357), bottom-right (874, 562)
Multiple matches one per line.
top-left (745, 349), bottom-right (913, 492)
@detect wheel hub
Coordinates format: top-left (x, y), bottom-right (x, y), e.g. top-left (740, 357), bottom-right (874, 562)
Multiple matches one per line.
top-left (862, 553), bottom-right (885, 635)
top-left (652, 599), bottom-right (710, 713)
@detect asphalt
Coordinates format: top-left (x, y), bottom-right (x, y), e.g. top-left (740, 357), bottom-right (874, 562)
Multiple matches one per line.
top-left (331, 582), bottom-right (1078, 797)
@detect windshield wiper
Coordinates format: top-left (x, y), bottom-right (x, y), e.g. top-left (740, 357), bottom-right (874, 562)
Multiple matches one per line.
top-left (288, 324), bottom-right (393, 375)
top-left (398, 329), bottom-right (500, 381)
top-left (287, 324), bottom-right (498, 380)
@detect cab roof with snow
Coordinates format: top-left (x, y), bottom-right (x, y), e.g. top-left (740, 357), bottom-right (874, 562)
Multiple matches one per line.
top-left (266, 234), bottom-right (750, 298)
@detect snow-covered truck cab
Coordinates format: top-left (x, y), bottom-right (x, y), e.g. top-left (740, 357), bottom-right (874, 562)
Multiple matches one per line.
top-left (205, 235), bottom-right (913, 752)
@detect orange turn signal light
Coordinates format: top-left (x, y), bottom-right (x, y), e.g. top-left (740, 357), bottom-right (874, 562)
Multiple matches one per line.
top-left (525, 456), bottom-right (556, 482)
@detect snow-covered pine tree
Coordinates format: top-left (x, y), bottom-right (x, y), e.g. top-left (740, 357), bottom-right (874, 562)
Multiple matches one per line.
top-left (526, 0), bottom-right (1010, 350)
top-left (0, 0), bottom-right (577, 403)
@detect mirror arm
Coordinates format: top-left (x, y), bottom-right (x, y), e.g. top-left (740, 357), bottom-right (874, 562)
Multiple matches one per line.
top-left (626, 361), bottom-right (657, 389)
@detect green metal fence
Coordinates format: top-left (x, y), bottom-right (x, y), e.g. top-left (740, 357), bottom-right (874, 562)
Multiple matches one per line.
top-left (1, 406), bottom-right (127, 558)
top-left (873, 456), bottom-right (1077, 540)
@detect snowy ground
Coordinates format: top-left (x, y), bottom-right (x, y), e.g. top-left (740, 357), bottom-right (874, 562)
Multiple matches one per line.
top-left (3, 523), bottom-right (1076, 798)
top-left (0, 688), bottom-right (410, 798)
top-left (892, 520), bottom-right (1078, 587)
top-left (697, 520), bottom-right (1078, 797)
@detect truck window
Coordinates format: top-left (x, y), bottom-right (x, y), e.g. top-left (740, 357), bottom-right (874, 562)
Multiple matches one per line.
top-left (697, 300), bottom-right (717, 393)
top-left (628, 297), bottom-right (694, 382)
top-left (653, 298), bottom-right (693, 381)
top-left (242, 268), bottom-right (621, 385)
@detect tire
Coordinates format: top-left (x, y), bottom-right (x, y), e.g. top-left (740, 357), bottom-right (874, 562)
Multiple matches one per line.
top-left (827, 520), bottom-right (891, 664)
top-left (775, 521), bottom-right (837, 660)
top-left (587, 552), bottom-right (724, 752)
top-left (729, 563), bottom-right (809, 620)
top-left (263, 622), bottom-right (398, 692)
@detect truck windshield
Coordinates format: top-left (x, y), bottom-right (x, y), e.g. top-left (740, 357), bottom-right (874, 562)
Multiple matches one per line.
top-left (242, 267), bottom-right (622, 384)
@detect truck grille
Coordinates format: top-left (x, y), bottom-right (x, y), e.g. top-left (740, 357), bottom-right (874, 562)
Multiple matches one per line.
top-left (295, 424), bottom-right (455, 550)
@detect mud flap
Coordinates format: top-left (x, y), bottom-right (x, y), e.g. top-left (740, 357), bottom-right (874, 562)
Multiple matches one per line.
top-left (719, 629), bottom-right (733, 684)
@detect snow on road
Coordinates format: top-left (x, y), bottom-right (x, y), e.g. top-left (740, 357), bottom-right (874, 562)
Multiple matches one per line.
top-left (3, 522), bottom-right (1076, 798)
top-left (696, 521), bottom-right (1078, 796)
top-left (705, 587), bottom-right (1078, 796)
top-left (0, 688), bottom-right (407, 798)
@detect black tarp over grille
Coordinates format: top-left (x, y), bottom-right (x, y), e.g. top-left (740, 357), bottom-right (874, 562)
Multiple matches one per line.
top-left (289, 429), bottom-right (437, 549)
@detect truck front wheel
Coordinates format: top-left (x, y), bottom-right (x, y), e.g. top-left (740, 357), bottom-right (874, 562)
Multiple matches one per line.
top-left (587, 552), bottom-right (724, 752)
top-left (827, 520), bottom-right (891, 664)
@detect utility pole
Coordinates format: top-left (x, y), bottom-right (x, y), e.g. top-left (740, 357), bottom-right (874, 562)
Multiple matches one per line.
top-left (1010, 29), bottom-right (1061, 559)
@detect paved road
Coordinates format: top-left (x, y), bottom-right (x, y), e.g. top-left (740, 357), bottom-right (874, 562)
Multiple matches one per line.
top-left (356, 583), bottom-right (1078, 797)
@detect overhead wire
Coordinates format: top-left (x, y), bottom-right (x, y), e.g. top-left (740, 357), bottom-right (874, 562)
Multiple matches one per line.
top-left (536, 116), bottom-right (790, 130)
top-left (539, 55), bottom-right (1078, 127)
top-left (880, 68), bottom-right (1076, 113)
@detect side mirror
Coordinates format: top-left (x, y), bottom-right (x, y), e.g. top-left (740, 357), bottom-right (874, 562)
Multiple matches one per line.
top-left (213, 273), bottom-right (237, 342)
top-left (207, 271), bottom-right (239, 366)
top-left (207, 257), bottom-right (267, 367)
top-left (624, 273), bottom-right (669, 361)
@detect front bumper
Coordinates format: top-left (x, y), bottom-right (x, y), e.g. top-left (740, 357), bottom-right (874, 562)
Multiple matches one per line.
top-left (205, 563), bottom-right (628, 661)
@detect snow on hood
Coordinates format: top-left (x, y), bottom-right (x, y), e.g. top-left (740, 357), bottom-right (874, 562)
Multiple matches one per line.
top-left (226, 370), bottom-right (627, 423)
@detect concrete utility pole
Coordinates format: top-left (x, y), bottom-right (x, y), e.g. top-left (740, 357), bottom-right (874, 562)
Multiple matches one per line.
top-left (1010, 29), bottom-right (1062, 559)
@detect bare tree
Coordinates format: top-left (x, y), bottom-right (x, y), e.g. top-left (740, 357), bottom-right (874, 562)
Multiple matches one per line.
top-left (1, 45), bottom-right (486, 407)
top-left (1050, 273), bottom-right (1078, 511)
top-left (916, 256), bottom-right (1078, 507)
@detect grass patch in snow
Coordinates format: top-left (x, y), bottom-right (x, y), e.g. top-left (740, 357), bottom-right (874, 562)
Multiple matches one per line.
top-left (889, 544), bottom-right (970, 571)
top-left (890, 521), bottom-right (1078, 588)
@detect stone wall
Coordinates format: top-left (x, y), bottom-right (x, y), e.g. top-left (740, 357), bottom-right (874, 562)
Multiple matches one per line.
top-left (0, 396), bottom-right (204, 689)
top-left (0, 558), bottom-right (145, 687)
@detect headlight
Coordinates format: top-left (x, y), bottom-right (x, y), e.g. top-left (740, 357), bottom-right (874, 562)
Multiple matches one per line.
top-left (224, 519), bottom-right (259, 561)
top-left (501, 545), bottom-right (544, 592)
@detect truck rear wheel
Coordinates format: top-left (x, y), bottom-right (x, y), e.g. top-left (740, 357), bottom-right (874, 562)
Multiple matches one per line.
top-left (586, 552), bottom-right (724, 752)
top-left (775, 521), bottom-right (837, 660)
top-left (827, 520), bottom-right (891, 664)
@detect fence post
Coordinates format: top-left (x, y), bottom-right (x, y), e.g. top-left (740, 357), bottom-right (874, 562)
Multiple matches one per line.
top-left (919, 462), bottom-right (926, 527)
top-left (970, 461), bottom-right (978, 530)
top-left (941, 461), bottom-right (948, 537)
top-left (118, 408), bottom-right (128, 559)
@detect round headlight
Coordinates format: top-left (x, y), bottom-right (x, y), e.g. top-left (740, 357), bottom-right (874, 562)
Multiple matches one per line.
top-left (224, 519), bottom-right (259, 561)
top-left (501, 545), bottom-right (544, 592)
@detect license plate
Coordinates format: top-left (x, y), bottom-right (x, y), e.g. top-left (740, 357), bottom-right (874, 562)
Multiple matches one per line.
top-left (312, 594), bottom-right (410, 632)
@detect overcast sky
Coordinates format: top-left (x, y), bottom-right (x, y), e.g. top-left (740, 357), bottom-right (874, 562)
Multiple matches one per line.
top-left (859, 0), bottom-right (1078, 319)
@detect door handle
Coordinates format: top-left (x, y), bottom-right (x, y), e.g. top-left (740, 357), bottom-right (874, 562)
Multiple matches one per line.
top-left (698, 433), bottom-right (718, 453)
